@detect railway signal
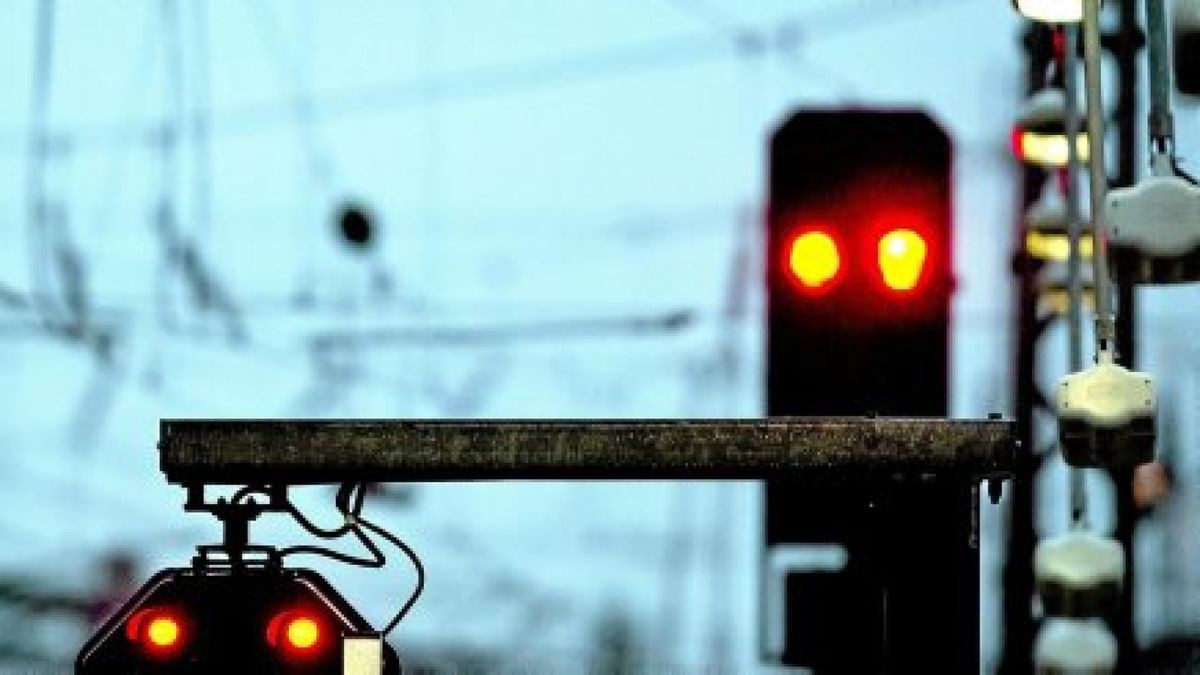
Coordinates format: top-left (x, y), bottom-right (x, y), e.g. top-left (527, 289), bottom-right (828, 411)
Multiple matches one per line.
top-left (766, 109), bottom-right (953, 418)
top-left (76, 485), bottom-right (411, 674)
top-left (764, 109), bottom-right (970, 671)
top-left (77, 566), bottom-right (398, 674)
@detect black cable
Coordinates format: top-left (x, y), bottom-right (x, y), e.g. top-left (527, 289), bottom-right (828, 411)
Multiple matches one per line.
top-left (287, 501), bottom-right (352, 538)
top-left (229, 483), bottom-right (367, 553)
top-left (334, 482), bottom-right (360, 515)
top-left (286, 483), bottom-right (364, 538)
top-left (231, 484), bottom-right (267, 504)
top-left (351, 483), bottom-right (367, 515)
top-left (355, 515), bottom-right (425, 635)
top-left (232, 483), bottom-right (364, 538)
top-left (278, 519), bottom-right (385, 568)
top-left (231, 482), bottom-right (421, 632)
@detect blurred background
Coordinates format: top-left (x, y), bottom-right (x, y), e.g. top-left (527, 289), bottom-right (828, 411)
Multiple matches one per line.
top-left (2, 0), bottom-right (1200, 672)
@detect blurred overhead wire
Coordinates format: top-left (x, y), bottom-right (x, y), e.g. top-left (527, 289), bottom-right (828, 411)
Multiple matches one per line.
top-left (0, 0), bottom-right (982, 154)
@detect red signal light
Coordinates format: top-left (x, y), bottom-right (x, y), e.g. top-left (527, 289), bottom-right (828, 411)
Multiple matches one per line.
top-left (147, 616), bottom-right (181, 648)
top-left (788, 230), bottom-right (842, 293)
top-left (286, 616), bottom-right (320, 650)
top-left (268, 609), bottom-right (324, 657)
top-left (126, 608), bottom-right (184, 656)
top-left (877, 229), bottom-right (928, 292)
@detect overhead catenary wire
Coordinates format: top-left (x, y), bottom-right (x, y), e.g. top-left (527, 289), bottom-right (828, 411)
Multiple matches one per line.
top-left (0, 290), bottom-right (713, 425)
top-left (0, 0), bottom-right (982, 155)
top-left (190, 0), bottom-right (213, 242)
top-left (415, 0), bottom-right (447, 411)
top-left (152, 0), bottom-right (186, 334)
top-left (661, 0), bottom-right (760, 47)
top-left (25, 0), bottom-right (62, 328)
top-left (87, 4), bottom-right (160, 239)
top-left (244, 0), bottom-right (337, 190)
top-left (243, 0), bottom-right (332, 306)
top-left (22, 0), bottom-right (96, 345)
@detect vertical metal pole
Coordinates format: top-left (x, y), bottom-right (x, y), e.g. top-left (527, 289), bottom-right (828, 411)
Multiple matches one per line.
top-left (1062, 24), bottom-right (1089, 527)
top-left (1114, 0), bottom-right (1140, 373)
top-left (1002, 255), bottom-right (1038, 675)
top-left (1001, 25), bottom-right (1054, 673)
top-left (1112, 2), bottom-right (1142, 671)
top-left (1147, 0), bottom-right (1175, 165)
top-left (1082, 0), bottom-right (1118, 359)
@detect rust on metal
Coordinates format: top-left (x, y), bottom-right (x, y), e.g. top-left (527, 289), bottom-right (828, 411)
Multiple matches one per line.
top-left (159, 418), bottom-right (1015, 485)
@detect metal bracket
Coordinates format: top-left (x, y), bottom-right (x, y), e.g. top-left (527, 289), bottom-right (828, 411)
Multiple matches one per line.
top-left (183, 484), bottom-right (289, 570)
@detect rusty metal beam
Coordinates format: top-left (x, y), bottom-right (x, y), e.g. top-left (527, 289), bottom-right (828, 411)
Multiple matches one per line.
top-left (159, 417), bottom-right (1015, 485)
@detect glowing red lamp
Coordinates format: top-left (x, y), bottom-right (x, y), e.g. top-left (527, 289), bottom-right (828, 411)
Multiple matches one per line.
top-left (267, 609), bottom-right (324, 657)
top-left (877, 229), bottom-right (928, 292)
top-left (126, 608), bottom-right (185, 657)
top-left (788, 230), bottom-right (842, 292)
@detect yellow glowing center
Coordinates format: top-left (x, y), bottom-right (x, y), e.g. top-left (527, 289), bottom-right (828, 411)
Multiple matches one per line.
top-left (878, 229), bottom-right (928, 291)
top-left (147, 617), bottom-right (180, 647)
top-left (287, 617), bottom-right (320, 650)
top-left (789, 232), bottom-right (840, 290)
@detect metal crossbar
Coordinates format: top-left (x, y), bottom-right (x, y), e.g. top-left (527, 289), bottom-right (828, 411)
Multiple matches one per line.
top-left (159, 417), bottom-right (1014, 485)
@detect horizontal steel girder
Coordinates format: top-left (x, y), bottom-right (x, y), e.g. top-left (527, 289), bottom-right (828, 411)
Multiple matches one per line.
top-left (160, 417), bottom-right (1015, 485)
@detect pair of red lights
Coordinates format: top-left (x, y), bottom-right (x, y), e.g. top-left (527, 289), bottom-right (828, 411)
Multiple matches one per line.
top-left (126, 606), bottom-right (323, 658)
top-left (788, 228), bottom-right (929, 294)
